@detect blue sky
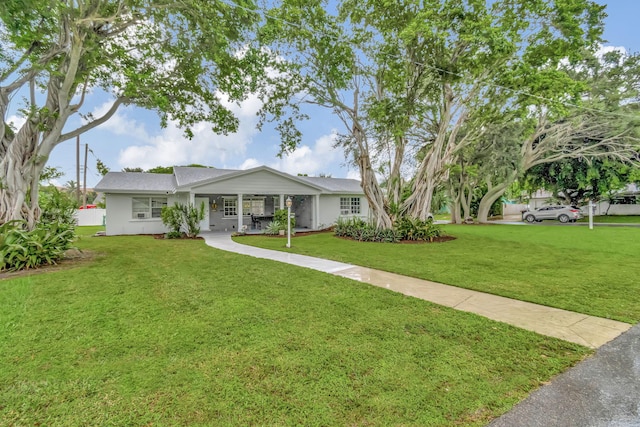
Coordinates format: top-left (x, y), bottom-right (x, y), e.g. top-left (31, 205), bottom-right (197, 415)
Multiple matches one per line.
top-left (36, 1), bottom-right (640, 188)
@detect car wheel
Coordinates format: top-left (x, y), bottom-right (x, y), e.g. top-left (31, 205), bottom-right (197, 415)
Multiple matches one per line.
top-left (524, 214), bottom-right (536, 223)
top-left (558, 214), bottom-right (569, 223)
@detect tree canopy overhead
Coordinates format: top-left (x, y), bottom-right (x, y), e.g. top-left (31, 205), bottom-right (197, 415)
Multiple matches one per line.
top-left (259, 0), bottom-right (633, 227)
top-left (1, 0), bottom-right (264, 227)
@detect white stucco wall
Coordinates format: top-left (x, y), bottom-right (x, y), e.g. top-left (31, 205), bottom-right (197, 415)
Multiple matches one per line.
top-left (104, 190), bottom-right (370, 235)
top-left (317, 194), bottom-right (370, 228)
top-left (104, 193), bottom-right (187, 236)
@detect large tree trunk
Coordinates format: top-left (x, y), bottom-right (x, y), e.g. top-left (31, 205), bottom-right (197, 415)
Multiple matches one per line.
top-left (0, 117), bottom-right (45, 229)
top-left (351, 124), bottom-right (393, 230)
top-left (403, 155), bottom-right (441, 219)
top-left (447, 170), bottom-right (465, 224)
top-left (461, 187), bottom-right (472, 221)
top-left (1, 31), bottom-right (86, 228)
top-left (357, 152), bottom-right (393, 229)
top-left (448, 181), bottom-right (473, 224)
top-left (401, 83), bottom-right (465, 220)
top-left (448, 184), bottom-right (462, 224)
top-left (386, 135), bottom-right (406, 220)
top-left (477, 184), bottom-right (507, 223)
top-left (477, 172), bottom-right (517, 223)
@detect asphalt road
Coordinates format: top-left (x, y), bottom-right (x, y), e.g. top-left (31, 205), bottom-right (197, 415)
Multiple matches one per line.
top-left (489, 323), bottom-right (640, 427)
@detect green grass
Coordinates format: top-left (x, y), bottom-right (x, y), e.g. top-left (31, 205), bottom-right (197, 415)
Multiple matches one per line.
top-left (0, 227), bottom-right (589, 426)
top-left (433, 213), bottom-right (451, 221)
top-left (577, 215), bottom-right (640, 223)
top-left (237, 225), bottom-right (640, 323)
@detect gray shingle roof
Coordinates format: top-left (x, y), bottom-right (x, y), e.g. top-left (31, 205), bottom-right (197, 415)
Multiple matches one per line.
top-left (95, 172), bottom-right (176, 193)
top-left (297, 176), bottom-right (362, 193)
top-left (173, 167), bottom-right (236, 187)
top-left (95, 167), bottom-right (363, 194)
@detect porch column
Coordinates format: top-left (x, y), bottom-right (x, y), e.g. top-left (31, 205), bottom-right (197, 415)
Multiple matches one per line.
top-left (237, 193), bottom-right (243, 231)
top-left (189, 192), bottom-right (195, 205)
top-left (314, 194), bottom-right (321, 229)
top-left (279, 194), bottom-right (285, 210)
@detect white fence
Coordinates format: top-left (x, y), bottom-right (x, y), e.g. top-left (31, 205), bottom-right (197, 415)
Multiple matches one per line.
top-left (590, 201), bottom-right (640, 216)
top-left (74, 209), bottom-right (106, 226)
top-left (502, 204), bottom-right (528, 216)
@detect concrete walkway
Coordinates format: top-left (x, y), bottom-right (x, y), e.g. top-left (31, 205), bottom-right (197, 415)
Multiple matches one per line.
top-left (199, 232), bottom-right (631, 348)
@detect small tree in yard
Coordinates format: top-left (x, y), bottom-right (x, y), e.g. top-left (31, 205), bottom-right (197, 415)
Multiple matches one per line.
top-left (161, 202), bottom-right (205, 239)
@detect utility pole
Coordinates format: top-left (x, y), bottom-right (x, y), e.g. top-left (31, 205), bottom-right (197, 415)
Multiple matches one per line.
top-left (76, 135), bottom-right (81, 204)
top-left (83, 143), bottom-right (88, 208)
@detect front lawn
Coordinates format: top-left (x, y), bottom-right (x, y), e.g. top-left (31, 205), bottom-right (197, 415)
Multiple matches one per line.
top-left (0, 227), bottom-right (589, 426)
top-left (236, 225), bottom-right (640, 323)
top-left (577, 215), bottom-right (640, 223)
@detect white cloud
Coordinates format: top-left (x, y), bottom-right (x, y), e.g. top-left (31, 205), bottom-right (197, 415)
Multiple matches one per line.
top-left (346, 169), bottom-right (361, 180)
top-left (560, 44), bottom-right (629, 71)
top-left (267, 131), bottom-right (344, 176)
top-left (220, 92), bottom-right (263, 119)
top-left (6, 114), bottom-right (26, 130)
top-left (116, 93), bottom-right (262, 169)
top-left (238, 158), bottom-right (261, 170)
top-left (89, 102), bottom-right (151, 141)
top-left (596, 44), bottom-right (627, 58)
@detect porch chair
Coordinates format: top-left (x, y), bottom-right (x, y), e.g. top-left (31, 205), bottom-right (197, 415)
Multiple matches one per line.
top-left (251, 214), bottom-right (261, 230)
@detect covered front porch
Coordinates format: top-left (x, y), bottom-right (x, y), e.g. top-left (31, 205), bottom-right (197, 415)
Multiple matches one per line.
top-left (190, 193), bottom-right (320, 233)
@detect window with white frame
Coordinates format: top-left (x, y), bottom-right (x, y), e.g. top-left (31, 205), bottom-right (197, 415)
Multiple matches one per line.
top-left (340, 197), bottom-right (361, 215)
top-left (223, 198), bottom-right (237, 217)
top-left (132, 197), bottom-right (167, 219)
top-left (224, 197), bottom-right (266, 217)
top-left (246, 198), bottom-right (265, 215)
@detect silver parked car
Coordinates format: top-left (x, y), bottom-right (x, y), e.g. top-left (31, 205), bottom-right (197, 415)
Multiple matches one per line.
top-left (522, 205), bottom-right (584, 223)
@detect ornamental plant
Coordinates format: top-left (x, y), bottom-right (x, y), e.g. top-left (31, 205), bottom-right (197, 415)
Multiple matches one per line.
top-left (161, 202), bottom-right (205, 239)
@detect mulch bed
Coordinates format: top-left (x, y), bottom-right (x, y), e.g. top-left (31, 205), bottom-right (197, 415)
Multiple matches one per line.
top-left (397, 235), bottom-right (456, 244)
top-left (0, 249), bottom-right (97, 281)
top-left (336, 235), bottom-right (457, 244)
top-left (152, 234), bottom-right (203, 240)
top-left (239, 229), bottom-right (457, 244)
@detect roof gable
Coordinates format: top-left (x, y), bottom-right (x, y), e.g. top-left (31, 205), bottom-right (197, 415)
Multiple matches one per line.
top-left (186, 166), bottom-right (328, 194)
top-left (173, 167), bottom-right (236, 187)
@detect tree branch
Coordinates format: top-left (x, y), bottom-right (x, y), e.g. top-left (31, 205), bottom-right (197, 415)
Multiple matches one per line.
top-left (58, 96), bottom-right (129, 142)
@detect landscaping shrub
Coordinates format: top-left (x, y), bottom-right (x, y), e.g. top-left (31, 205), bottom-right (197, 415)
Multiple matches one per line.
top-left (263, 220), bottom-right (284, 235)
top-left (334, 217), bottom-right (400, 243)
top-left (335, 216), bottom-right (442, 243)
top-left (274, 208), bottom-right (295, 230)
top-left (0, 221), bottom-right (75, 271)
top-left (394, 216), bottom-right (442, 241)
top-left (0, 190), bottom-right (77, 272)
top-left (161, 202), bottom-right (205, 238)
top-left (39, 186), bottom-right (77, 225)
top-left (160, 205), bottom-right (183, 236)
